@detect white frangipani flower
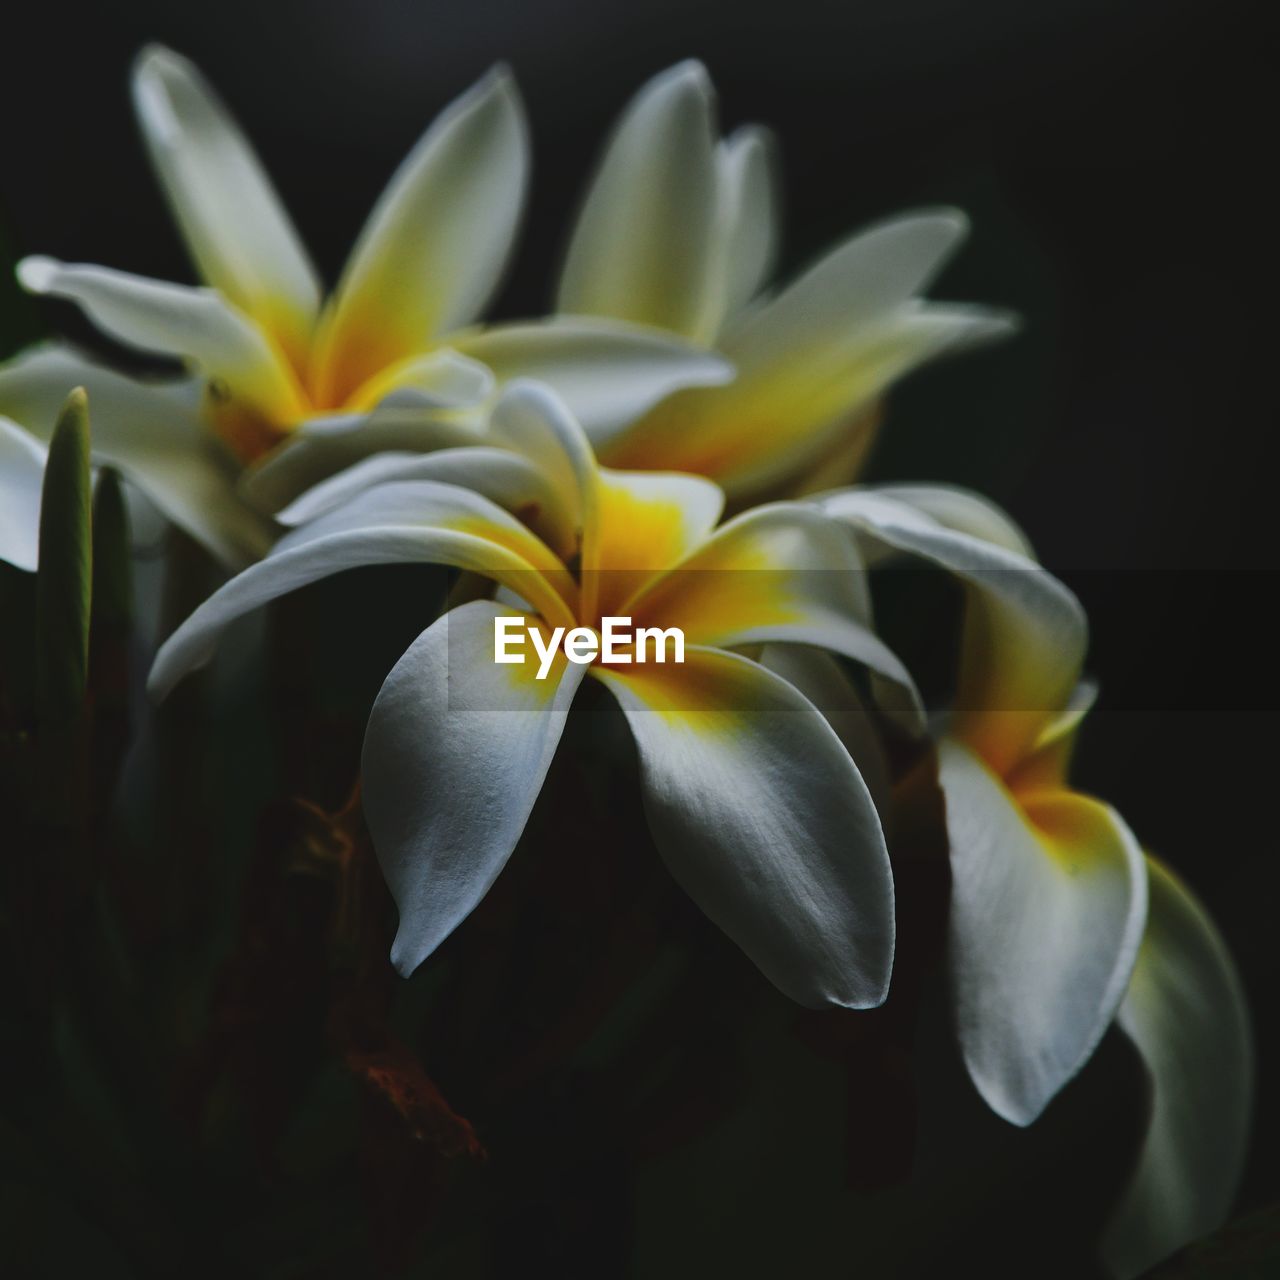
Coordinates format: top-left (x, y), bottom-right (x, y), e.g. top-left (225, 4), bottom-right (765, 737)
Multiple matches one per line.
top-left (556, 61), bottom-right (1019, 499)
top-left (147, 381), bottom-right (926, 1008)
top-left (0, 47), bottom-right (730, 564)
top-left (820, 484), bottom-right (1252, 1269)
top-left (0, 416), bottom-right (46, 571)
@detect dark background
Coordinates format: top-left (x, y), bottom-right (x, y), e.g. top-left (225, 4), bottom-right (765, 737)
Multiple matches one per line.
top-left (1, 0), bottom-right (1274, 1273)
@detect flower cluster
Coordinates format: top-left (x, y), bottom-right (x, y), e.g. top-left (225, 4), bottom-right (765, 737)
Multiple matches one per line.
top-left (0, 48), bottom-right (1252, 1275)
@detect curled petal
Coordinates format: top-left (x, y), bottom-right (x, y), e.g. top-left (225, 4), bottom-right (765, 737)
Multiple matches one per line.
top-left (18, 257), bottom-right (305, 425)
top-left (148, 478), bottom-right (575, 698)
top-left (939, 739), bottom-right (1147, 1125)
top-left (1101, 857), bottom-right (1253, 1278)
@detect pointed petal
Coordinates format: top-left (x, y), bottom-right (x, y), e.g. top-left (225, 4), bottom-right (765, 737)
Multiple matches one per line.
top-left (18, 257), bottom-right (304, 424)
top-left (821, 486), bottom-right (1085, 772)
top-left (0, 345), bottom-right (269, 565)
top-left (628, 501), bottom-right (923, 731)
top-left (455, 316), bottom-right (732, 445)
top-left (557, 61), bottom-right (720, 338)
top-left (726, 210), bottom-right (972, 366)
top-left (363, 600), bottom-right (586, 975)
top-left (1101, 857), bottom-right (1253, 1278)
top-left (147, 478), bottom-right (575, 698)
top-left (131, 44), bottom-right (321, 360)
top-left (939, 739), bottom-right (1148, 1125)
top-left (715, 125), bottom-right (780, 321)
top-left (594, 646), bottom-right (894, 1007)
top-left (604, 298), bottom-right (1016, 496)
top-left (312, 68), bottom-right (529, 405)
top-left (0, 416), bottom-right (46, 571)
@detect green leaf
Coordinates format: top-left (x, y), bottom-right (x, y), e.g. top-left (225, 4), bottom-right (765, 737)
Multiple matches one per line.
top-left (89, 467), bottom-right (131, 635)
top-left (35, 387), bottom-right (92, 733)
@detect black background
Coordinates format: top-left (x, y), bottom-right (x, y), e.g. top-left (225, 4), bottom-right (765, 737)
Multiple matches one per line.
top-left (1, 0), bottom-right (1275, 1271)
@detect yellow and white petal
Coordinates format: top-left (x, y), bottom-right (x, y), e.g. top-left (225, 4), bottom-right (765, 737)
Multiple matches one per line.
top-left (602, 300), bottom-right (1014, 497)
top-left (628, 502), bottom-right (923, 731)
top-left (18, 257), bottom-right (305, 425)
top-left (148, 478), bottom-right (575, 698)
top-left (0, 344), bottom-right (271, 566)
top-left (939, 739), bottom-right (1147, 1126)
top-left (131, 45), bottom-right (321, 364)
top-left (363, 600), bottom-right (587, 976)
top-left (593, 646), bottom-right (894, 1008)
top-left (0, 416), bottom-right (46, 572)
top-left (1101, 857), bottom-right (1253, 1279)
top-left (758, 643), bottom-right (892, 820)
top-left (311, 68), bottom-right (529, 406)
top-left (714, 125), bottom-right (780, 323)
top-left (584, 466), bottom-right (725, 617)
top-left (822, 487), bottom-right (1085, 773)
top-left (455, 316), bottom-right (732, 446)
top-left (556, 61), bottom-right (720, 339)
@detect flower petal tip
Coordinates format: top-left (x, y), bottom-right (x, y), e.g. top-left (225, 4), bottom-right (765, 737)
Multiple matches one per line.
top-left (16, 256), bottom-right (58, 294)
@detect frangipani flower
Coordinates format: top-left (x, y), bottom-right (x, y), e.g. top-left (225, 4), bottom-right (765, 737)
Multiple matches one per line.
top-left (820, 485), bottom-right (1252, 1272)
top-left (0, 416), bottom-right (45, 571)
top-left (0, 48), bottom-right (730, 564)
top-left (555, 61), bottom-right (1018, 499)
top-left (148, 382), bottom-right (923, 1007)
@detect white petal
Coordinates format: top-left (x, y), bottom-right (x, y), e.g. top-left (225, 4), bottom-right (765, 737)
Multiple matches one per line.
top-left (311, 67), bottom-right (529, 405)
top-left (0, 416), bottom-right (46, 571)
top-left (18, 257), bottom-right (304, 422)
top-left (594, 645), bottom-right (894, 1008)
top-left (1101, 857), bottom-right (1253, 1278)
top-left (715, 125), bottom-right (780, 323)
top-left (724, 209), bottom-right (972, 368)
top-left (131, 45), bottom-right (321, 358)
top-left (238, 394), bottom-right (484, 514)
top-left (758, 643), bottom-right (891, 820)
top-left (821, 487), bottom-right (1085, 771)
top-left (275, 445), bottom-right (569, 557)
top-left (455, 316), bottom-right (733, 446)
top-left (0, 344), bottom-right (270, 566)
top-left (148, 477), bottom-right (575, 698)
top-left (869, 482), bottom-right (1034, 558)
top-left (363, 600), bottom-right (586, 975)
top-left (556, 61), bottom-right (720, 338)
top-left (939, 739), bottom-right (1148, 1125)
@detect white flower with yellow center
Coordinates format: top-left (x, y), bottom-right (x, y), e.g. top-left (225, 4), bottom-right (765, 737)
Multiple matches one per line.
top-left (555, 62), bottom-right (1018, 500)
top-left (148, 381), bottom-right (923, 1007)
top-left (0, 48), bottom-right (730, 565)
top-left (821, 484), bottom-right (1252, 1274)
